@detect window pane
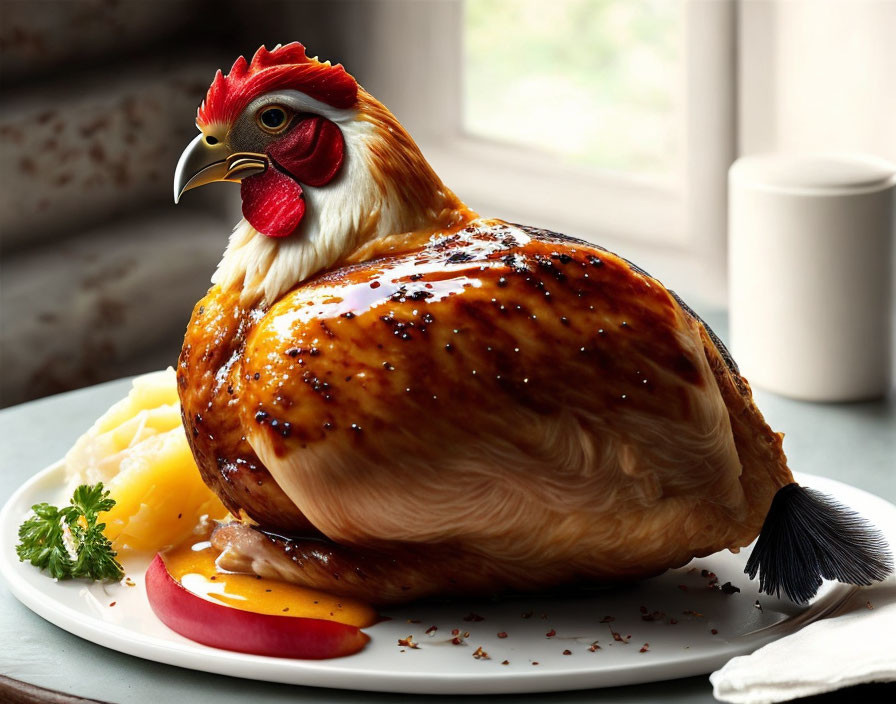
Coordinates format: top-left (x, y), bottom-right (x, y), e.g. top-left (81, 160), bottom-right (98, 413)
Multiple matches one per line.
top-left (463, 0), bottom-right (681, 177)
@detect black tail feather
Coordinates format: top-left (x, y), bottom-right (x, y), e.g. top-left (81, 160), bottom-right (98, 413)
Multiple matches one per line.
top-left (744, 483), bottom-right (893, 604)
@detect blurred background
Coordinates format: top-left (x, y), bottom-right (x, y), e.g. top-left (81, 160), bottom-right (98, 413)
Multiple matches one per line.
top-left (0, 0), bottom-right (894, 407)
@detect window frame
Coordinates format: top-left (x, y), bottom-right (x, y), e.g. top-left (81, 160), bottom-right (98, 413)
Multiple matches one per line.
top-left (354, 0), bottom-right (736, 302)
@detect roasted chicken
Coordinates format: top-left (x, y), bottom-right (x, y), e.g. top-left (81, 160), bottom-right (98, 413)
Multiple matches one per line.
top-left (174, 44), bottom-right (891, 604)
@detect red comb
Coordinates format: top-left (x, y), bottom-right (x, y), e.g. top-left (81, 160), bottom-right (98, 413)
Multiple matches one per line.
top-left (196, 43), bottom-right (358, 127)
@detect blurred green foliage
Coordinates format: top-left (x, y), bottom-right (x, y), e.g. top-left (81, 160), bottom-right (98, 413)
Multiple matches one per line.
top-left (464, 0), bottom-right (680, 177)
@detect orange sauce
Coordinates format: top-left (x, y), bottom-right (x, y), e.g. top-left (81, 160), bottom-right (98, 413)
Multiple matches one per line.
top-left (161, 529), bottom-right (377, 628)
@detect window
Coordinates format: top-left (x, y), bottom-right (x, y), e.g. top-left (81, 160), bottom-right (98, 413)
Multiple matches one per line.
top-left (464, 0), bottom-right (682, 180)
top-left (354, 0), bottom-right (735, 302)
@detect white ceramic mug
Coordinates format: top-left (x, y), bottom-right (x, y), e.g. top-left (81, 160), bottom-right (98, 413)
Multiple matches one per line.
top-left (728, 153), bottom-right (895, 401)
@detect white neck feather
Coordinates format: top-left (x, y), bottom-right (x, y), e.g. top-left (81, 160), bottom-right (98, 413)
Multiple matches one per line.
top-left (211, 107), bottom-right (460, 307)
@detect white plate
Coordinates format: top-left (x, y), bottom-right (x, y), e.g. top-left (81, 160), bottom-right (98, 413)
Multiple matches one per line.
top-left (2, 464), bottom-right (893, 695)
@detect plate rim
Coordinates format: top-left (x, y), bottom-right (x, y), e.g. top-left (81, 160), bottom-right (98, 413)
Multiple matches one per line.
top-left (2, 462), bottom-right (892, 694)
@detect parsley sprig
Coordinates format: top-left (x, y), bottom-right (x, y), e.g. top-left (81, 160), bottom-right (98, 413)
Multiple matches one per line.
top-left (16, 483), bottom-right (124, 581)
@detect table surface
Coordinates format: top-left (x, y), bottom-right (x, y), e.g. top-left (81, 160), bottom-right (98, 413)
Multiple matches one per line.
top-left (1, 314), bottom-right (894, 704)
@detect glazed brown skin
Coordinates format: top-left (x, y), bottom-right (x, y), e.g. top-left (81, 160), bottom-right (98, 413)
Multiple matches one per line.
top-left (177, 290), bottom-right (312, 533)
top-left (180, 220), bottom-right (792, 603)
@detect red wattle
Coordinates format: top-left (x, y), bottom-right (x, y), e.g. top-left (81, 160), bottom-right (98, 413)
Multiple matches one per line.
top-left (269, 116), bottom-right (345, 187)
top-left (240, 166), bottom-right (306, 238)
top-left (239, 116), bottom-right (345, 239)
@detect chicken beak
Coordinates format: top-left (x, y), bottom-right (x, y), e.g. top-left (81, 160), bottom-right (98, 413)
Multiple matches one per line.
top-left (173, 134), bottom-right (269, 203)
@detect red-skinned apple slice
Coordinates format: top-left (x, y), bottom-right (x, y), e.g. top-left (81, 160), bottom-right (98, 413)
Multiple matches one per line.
top-left (145, 554), bottom-right (369, 659)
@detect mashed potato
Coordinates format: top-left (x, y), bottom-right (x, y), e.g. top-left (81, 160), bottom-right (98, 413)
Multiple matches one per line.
top-left (65, 368), bottom-right (229, 553)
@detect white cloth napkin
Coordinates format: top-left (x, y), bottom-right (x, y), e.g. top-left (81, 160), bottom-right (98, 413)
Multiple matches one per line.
top-left (710, 577), bottom-right (896, 704)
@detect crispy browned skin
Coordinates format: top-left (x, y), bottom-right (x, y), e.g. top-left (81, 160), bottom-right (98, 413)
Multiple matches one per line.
top-left (210, 521), bottom-right (505, 603)
top-left (176, 289), bottom-right (313, 533)
top-left (180, 220), bottom-right (792, 603)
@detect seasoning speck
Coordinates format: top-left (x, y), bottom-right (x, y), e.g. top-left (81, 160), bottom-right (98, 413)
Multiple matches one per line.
top-left (497, 631), bottom-right (508, 639)
top-left (472, 646), bottom-right (489, 660)
top-left (562, 649), bottom-right (572, 656)
top-left (398, 635), bottom-right (419, 649)
top-left (545, 628), bottom-right (556, 638)
top-left (640, 643), bottom-right (649, 653)
top-left (450, 628), bottom-right (468, 645)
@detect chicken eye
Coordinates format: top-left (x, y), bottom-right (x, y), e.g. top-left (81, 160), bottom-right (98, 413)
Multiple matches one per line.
top-left (258, 106), bottom-right (288, 132)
